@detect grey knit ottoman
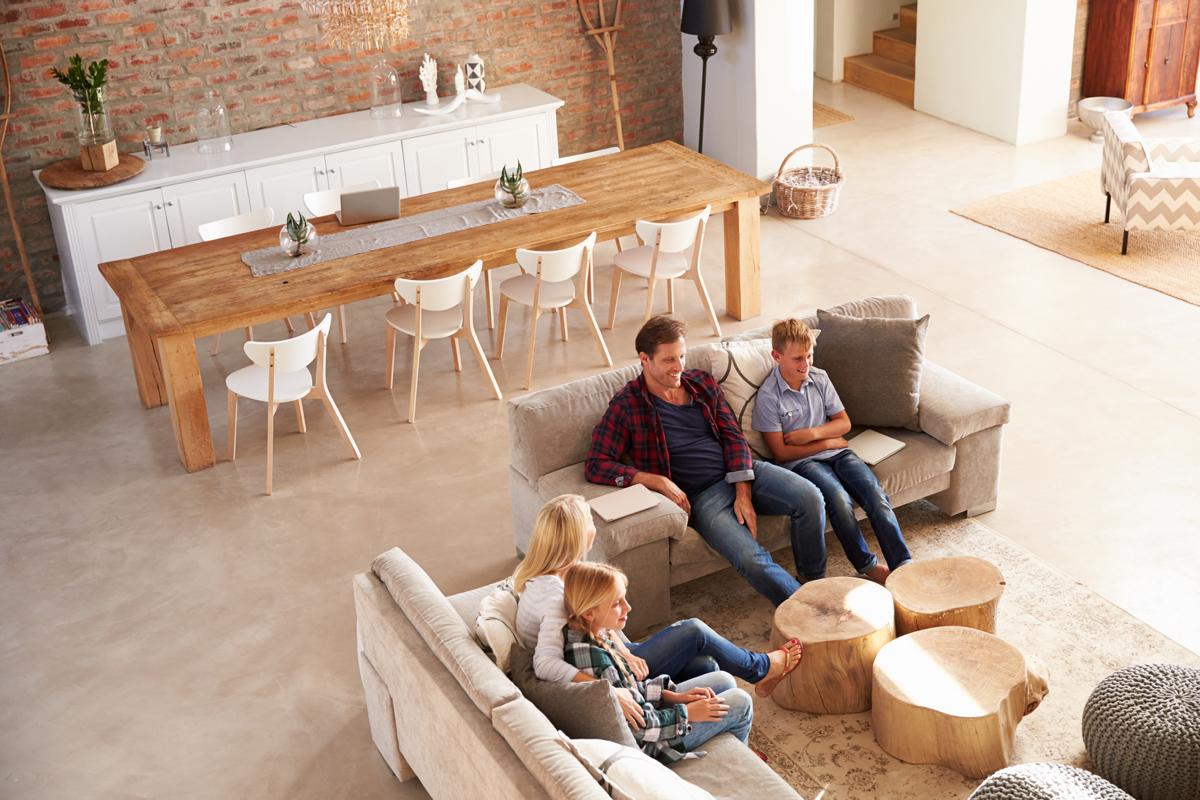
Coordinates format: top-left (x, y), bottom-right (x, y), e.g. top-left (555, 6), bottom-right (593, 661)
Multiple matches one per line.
top-left (1082, 663), bottom-right (1200, 800)
top-left (968, 763), bottom-right (1132, 799)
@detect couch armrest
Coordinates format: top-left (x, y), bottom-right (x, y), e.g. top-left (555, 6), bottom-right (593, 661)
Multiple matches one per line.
top-left (918, 361), bottom-right (1010, 447)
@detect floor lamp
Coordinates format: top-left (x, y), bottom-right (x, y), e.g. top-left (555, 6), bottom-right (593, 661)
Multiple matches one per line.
top-left (681, 0), bottom-right (731, 154)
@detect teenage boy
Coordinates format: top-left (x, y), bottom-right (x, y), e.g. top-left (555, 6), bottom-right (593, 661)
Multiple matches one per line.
top-left (585, 316), bottom-right (828, 606)
top-left (751, 318), bottom-right (912, 584)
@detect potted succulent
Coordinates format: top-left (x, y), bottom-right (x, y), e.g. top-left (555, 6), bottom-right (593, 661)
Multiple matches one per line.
top-left (494, 162), bottom-right (530, 209)
top-left (51, 54), bottom-right (117, 170)
top-left (279, 212), bottom-right (318, 257)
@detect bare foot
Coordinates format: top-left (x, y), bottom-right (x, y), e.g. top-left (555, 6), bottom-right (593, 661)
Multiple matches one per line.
top-left (754, 638), bottom-right (804, 697)
top-left (864, 563), bottom-right (890, 586)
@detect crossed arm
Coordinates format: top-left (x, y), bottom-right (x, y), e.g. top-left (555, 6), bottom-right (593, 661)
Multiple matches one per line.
top-left (762, 410), bottom-right (852, 463)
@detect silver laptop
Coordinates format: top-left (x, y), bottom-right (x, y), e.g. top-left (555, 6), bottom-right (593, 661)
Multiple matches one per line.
top-left (336, 186), bottom-right (401, 225)
top-left (847, 429), bottom-right (906, 466)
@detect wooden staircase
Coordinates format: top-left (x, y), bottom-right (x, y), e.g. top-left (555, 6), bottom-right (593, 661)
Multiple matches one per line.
top-left (844, 3), bottom-right (916, 107)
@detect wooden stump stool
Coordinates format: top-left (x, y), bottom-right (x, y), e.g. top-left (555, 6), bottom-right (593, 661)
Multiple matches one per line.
top-left (770, 576), bottom-right (895, 713)
top-left (871, 626), bottom-right (1049, 778)
top-left (886, 556), bottom-right (1005, 635)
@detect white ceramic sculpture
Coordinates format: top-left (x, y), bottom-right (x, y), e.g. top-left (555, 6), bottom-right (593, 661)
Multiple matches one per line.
top-left (465, 53), bottom-right (485, 93)
top-left (419, 53), bottom-right (438, 106)
top-left (454, 64), bottom-right (465, 96)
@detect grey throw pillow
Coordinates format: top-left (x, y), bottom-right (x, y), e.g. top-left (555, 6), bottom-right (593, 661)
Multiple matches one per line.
top-left (508, 644), bottom-right (638, 748)
top-left (814, 308), bottom-right (929, 430)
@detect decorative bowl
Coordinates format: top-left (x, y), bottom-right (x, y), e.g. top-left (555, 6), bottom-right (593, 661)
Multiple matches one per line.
top-left (1077, 97), bottom-right (1134, 143)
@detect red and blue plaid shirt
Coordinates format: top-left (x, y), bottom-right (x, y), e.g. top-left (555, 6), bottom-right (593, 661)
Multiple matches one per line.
top-left (584, 369), bottom-right (756, 489)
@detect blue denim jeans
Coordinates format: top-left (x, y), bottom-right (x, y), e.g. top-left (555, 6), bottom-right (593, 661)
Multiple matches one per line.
top-left (628, 618), bottom-right (771, 684)
top-left (689, 460), bottom-right (826, 605)
top-left (791, 450), bottom-right (912, 572)
top-left (677, 671), bottom-right (754, 749)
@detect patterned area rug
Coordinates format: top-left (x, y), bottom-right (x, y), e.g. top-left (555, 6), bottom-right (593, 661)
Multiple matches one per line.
top-left (815, 103), bottom-right (854, 129)
top-left (670, 501), bottom-right (1200, 799)
top-left (952, 170), bottom-right (1200, 307)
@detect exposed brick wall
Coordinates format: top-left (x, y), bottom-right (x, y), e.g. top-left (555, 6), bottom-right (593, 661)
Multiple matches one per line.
top-left (0, 0), bottom-right (683, 315)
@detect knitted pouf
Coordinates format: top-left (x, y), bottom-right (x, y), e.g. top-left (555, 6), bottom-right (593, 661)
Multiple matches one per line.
top-left (968, 763), bottom-right (1132, 800)
top-left (1082, 663), bottom-right (1200, 800)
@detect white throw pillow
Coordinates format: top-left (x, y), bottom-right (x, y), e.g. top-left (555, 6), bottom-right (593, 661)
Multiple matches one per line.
top-left (474, 582), bottom-right (520, 672)
top-left (557, 733), bottom-right (715, 800)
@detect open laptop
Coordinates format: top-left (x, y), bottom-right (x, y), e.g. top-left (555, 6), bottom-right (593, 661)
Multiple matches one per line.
top-left (588, 484), bottom-right (660, 523)
top-left (336, 185), bottom-right (401, 225)
top-left (846, 429), bottom-right (906, 466)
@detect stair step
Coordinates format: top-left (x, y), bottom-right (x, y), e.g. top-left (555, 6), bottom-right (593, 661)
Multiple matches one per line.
top-left (899, 3), bottom-right (918, 31)
top-left (843, 53), bottom-right (915, 106)
top-left (874, 27), bottom-right (916, 67)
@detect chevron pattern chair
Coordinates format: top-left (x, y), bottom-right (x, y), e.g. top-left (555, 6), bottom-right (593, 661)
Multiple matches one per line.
top-left (1101, 110), bottom-right (1200, 254)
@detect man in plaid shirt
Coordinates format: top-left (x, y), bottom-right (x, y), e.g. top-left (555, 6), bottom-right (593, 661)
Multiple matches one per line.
top-left (585, 316), bottom-right (827, 605)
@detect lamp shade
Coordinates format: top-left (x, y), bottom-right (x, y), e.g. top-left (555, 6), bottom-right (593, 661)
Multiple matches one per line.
top-left (680, 0), bottom-right (731, 36)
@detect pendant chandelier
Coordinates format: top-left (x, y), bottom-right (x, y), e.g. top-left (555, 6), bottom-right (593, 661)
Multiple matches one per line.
top-left (301, 0), bottom-right (413, 51)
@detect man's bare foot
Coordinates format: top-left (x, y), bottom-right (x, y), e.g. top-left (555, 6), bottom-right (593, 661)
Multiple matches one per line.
top-left (864, 563), bottom-right (890, 586)
top-left (754, 638), bottom-right (804, 697)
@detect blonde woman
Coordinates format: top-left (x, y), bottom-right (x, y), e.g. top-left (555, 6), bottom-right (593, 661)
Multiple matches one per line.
top-left (514, 494), bottom-right (803, 700)
top-left (563, 562), bottom-right (752, 762)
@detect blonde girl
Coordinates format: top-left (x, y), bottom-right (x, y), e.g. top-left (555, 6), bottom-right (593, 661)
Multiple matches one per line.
top-left (562, 563), bottom-right (753, 762)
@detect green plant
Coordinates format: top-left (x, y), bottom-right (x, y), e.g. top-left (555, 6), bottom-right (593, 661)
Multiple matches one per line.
top-left (498, 162), bottom-right (526, 201)
top-left (285, 212), bottom-right (310, 244)
top-left (51, 54), bottom-right (109, 131)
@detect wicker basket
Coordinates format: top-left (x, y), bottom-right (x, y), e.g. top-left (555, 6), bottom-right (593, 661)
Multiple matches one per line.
top-left (772, 143), bottom-right (843, 219)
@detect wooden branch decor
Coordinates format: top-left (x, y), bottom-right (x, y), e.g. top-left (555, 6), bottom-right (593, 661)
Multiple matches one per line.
top-left (0, 43), bottom-right (42, 318)
top-left (576, 0), bottom-right (626, 150)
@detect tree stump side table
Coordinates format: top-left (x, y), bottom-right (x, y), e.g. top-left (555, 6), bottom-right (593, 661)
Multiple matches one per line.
top-left (770, 576), bottom-right (895, 714)
top-left (871, 626), bottom-right (1050, 778)
top-left (886, 555), bottom-right (1006, 635)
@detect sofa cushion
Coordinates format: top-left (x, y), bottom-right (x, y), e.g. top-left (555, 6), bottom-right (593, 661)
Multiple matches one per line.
top-left (559, 735), bottom-right (716, 800)
top-left (492, 698), bottom-right (611, 800)
top-left (815, 308), bottom-right (929, 430)
top-left (509, 644), bottom-right (639, 748)
top-left (723, 295), bottom-right (919, 344)
top-left (448, 582), bottom-right (502, 629)
top-left (372, 548), bottom-right (520, 717)
top-left (671, 732), bottom-right (803, 799)
top-left (476, 582), bottom-right (521, 672)
top-left (918, 361), bottom-right (1011, 446)
top-left (709, 339), bottom-right (782, 461)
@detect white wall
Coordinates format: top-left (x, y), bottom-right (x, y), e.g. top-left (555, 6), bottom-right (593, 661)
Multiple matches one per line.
top-left (814, 0), bottom-right (902, 83)
top-left (682, 0), bottom-right (814, 181)
top-left (914, 0), bottom-right (1075, 145)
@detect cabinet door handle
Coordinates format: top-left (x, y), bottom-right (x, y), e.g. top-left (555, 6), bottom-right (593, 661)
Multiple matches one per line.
top-left (467, 140), bottom-right (475, 147)
top-left (476, 139), bottom-right (485, 145)
top-left (327, 167), bottom-right (336, 174)
top-left (154, 203), bottom-right (163, 210)
top-left (165, 201), bottom-right (174, 207)
top-left (317, 168), bottom-right (326, 175)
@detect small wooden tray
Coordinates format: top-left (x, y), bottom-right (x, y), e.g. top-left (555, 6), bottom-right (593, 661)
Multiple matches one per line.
top-left (39, 153), bottom-right (145, 190)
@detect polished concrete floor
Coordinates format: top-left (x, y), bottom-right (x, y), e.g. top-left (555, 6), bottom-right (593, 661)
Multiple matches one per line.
top-left (3, 81), bottom-right (1199, 799)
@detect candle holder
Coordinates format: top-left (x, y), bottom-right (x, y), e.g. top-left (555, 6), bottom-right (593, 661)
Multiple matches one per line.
top-left (142, 137), bottom-right (171, 160)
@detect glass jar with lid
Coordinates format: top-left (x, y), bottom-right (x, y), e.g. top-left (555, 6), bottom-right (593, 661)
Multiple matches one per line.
top-left (195, 89), bottom-right (233, 154)
top-left (370, 58), bottom-right (402, 119)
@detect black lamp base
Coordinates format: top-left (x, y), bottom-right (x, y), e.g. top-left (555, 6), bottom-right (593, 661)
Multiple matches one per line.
top-left (694, 35), bottom-right (718, 154)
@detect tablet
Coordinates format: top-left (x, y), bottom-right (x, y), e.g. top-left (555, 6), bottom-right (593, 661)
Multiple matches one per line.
top-left (847, 429), bottom-right (906, 466)
top-left (588, 484), bottom-right (660, 522)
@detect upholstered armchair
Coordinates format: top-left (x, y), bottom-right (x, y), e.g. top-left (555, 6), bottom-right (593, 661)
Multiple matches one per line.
top-left (1101, 110), bottom-right (1200, 254)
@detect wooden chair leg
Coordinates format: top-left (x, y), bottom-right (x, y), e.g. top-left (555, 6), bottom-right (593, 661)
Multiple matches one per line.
top-left (210, 332), bottom-right (223, 356)
top-left (462, 327), bottom-right (502, 400)
top-left (666, 279), bottom-right (675, 314)
top-left (226, 390), bottom-right (238, 460)
top-left (408, 338), bottom-right (422, 423)
top-left (318, 387), bottom-right (362, 459)
top-left (579, 301), bottom-right (612, 367)
top-left (337, 305), bottom-right (348, 344)
top-left (559, 306), bottom-right (569, 341)
top-left (450, 336), bottom-right (462, 372)
top-left (587, 261), bottom-right (595, 304)
top-left (484, 269), bottom-right (495, 330)
top-left (643, 277), bottom-right (657, 321)
top-left (306, 312), bottom-right (318, 329)
top-left (282, 318), bottom-right (294, 335)
top-left (294, 399), bottom-right (307, 433)
top-left (524, 309), bottom-right (540, 390)
top-left (266, 402), bottom-right (277, 496)
top-left (384, 326), bottom-right (397, 389)
top-left (607, 268), bottom-right (623, 329)
top-left (495, 295), bottom-right (511, 358)
top-left (693, 273), bottom-right (723, 337)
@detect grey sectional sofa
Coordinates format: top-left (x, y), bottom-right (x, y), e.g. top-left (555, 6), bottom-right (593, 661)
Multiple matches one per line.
top-left (354, 546), bottom-right (802, 798)
top-left (506, 296), bottom-right (1011, 633)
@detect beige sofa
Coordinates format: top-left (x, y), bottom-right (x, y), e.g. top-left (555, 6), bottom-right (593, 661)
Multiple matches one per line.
top-left (507, 296), bottom-right (1011, 633)
top-left (355, 546), bottom-right (803, 798)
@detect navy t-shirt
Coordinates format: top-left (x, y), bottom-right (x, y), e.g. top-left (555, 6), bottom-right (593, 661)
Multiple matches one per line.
top-left (652, 395), bottom-right (726, 496)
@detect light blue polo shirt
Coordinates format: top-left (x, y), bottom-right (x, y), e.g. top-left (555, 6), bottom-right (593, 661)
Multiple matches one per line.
top-left (751, 365), bottom-right (846, 469)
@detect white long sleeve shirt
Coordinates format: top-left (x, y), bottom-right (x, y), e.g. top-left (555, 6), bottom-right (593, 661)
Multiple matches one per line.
top-left (515, 575), bottom-right (580, 684)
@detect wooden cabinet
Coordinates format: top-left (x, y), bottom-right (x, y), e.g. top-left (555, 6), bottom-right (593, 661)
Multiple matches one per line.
top-left (244, 156), bottom-right (327, 217)
top-left (162, 172), bottom-right (251, 247)
top-left (324, 140), bottom-right (405, 193)
top-left (1084, 0), bottom-right (1200, 116)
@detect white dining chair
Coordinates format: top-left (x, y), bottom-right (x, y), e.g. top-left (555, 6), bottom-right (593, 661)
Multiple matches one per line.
top-left (495, 231), bottom-right (611, 390)
top-left (225, 313), bottom-right (361, 496)
top-left (447, 170), bottom-right (508, 330)
top-left (607, 204), bottom-right (721, 337)
top-left (385, 259), bottom-right (501, 423)
top-left (198, 208), bottom-right (295, 355)
top-left (301, 181), bottom-right (382, 345)
top-left (551, 146), bottom-right (621, 166)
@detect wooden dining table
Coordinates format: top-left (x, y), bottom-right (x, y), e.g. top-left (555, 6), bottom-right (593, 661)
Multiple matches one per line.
top-left (100, 140), bottom-right (772, 473)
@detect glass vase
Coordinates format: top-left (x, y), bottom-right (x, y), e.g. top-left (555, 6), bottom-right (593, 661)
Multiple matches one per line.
top-left (279, 221), bottom-right (319, 258)
top-left (369, 58), bottom-right (402, 119)
top-left (74, 86), bottom-right (114, 146)
top-left (195, 89), bottom-right (233, 154)
top-left (494, 177), bottom-right (530, 209)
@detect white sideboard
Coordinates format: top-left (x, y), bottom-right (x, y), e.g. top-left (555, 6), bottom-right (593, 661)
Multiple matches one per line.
top-left (37, 84), bottom-right (563, 345)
